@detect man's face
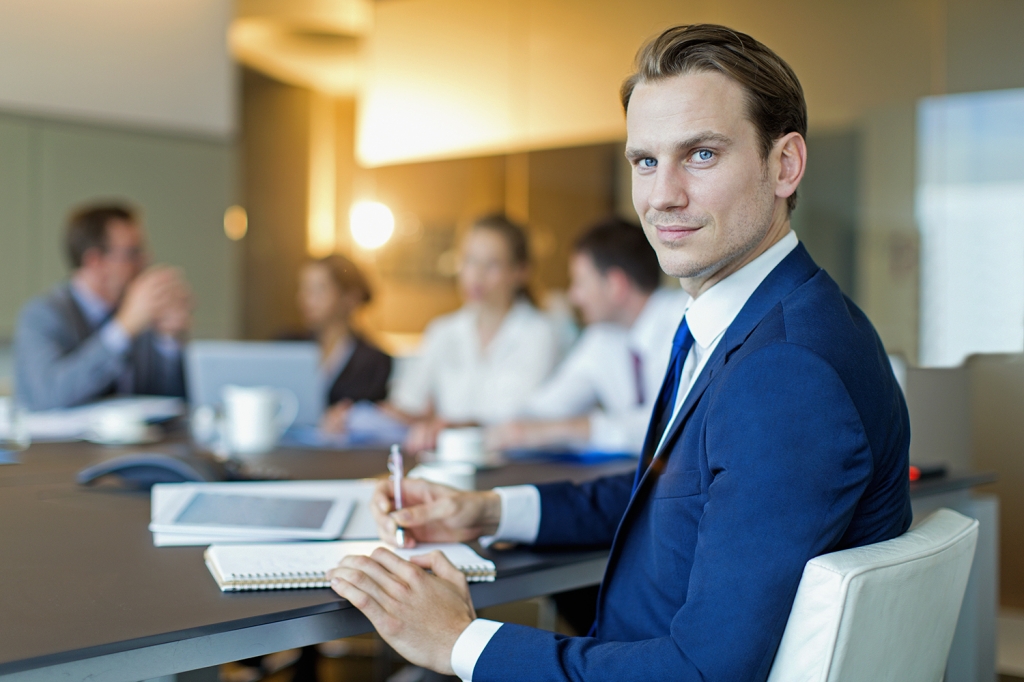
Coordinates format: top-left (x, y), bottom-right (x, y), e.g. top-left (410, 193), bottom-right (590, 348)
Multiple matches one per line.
top-left (99, 220), bottom-right (146, 301)
top-left (567, 253), bottom-right (617, 326)
top-left (626, 71), bottom-right (778, 285)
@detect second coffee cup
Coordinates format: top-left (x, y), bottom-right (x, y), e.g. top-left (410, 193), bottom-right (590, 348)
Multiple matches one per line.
top-left (435, 427), bottom-right (487, 465)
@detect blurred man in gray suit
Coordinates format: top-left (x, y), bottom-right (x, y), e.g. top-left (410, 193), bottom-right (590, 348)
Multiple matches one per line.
top-left (14, 203), bottom-right (192, 410)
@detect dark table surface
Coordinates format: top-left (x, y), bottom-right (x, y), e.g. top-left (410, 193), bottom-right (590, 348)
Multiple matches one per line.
top-left (0, 440), bottom-right (634, 676)
top-left (0, 438), bottom-right (994, 676)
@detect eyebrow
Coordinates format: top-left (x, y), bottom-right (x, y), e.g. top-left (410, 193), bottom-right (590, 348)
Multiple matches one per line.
top-left (625, 131), bottom-right (734, 161)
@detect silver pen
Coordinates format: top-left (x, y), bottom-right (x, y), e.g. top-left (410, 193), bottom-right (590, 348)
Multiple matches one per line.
top-left (388, 444), bottom-right (406, 546)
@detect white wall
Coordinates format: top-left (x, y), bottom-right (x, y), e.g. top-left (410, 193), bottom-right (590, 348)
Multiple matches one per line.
top-left (0, 0), bottom-right (236, 137)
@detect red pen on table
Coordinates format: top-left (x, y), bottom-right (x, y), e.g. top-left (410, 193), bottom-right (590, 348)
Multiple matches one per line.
top-left (388, 444), bottom-right (406, 545)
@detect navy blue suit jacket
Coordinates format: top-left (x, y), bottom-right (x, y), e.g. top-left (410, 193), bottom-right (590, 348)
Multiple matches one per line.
top-left (474, 244), bottom-right (912, 682)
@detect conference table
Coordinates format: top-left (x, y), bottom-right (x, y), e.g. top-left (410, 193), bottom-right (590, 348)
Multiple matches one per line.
top-left (0, 437), bottom-right (997, 682)
top-left (0, 438), bottom-right (634, 682)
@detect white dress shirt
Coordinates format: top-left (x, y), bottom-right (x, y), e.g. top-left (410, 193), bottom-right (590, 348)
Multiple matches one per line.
top-left (450, 231), bottom-right (800, 682)
top-left (521, 288), bottom-right (688, 454)
top-left (389, 300), bottom-right (561, 425)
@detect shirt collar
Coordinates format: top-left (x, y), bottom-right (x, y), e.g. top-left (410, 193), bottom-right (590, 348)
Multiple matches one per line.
top-left (684, 231), bottom-right (799, 349)
top-left (69, 279), bottom-right (114, 328)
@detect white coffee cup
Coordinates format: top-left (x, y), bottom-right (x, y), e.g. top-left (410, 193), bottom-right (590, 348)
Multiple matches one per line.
top-left (436, 427), bottom-right (487, 465)
top-left (222, 385), bottom-right (298, 456)
top-left (408, 461), bottom-right (476, 491)
top-left (90, 407), bottom-right (150, 444)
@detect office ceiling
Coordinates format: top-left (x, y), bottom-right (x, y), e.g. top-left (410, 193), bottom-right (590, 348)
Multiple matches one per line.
top-left (230, 0), bottom-right (373, 95)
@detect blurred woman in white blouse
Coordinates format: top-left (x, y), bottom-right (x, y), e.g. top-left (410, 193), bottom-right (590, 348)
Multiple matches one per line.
top-left (389, 214), bottom-right (560, 451)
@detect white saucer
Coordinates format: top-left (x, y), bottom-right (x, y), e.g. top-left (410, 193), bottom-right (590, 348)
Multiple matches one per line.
top-left (84, 425), bottom-right (163, 446)
top-left (420, 450), bottom-right (506, 470)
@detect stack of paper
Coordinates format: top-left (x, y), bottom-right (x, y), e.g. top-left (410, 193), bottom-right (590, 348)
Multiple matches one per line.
top-left (150, 480), bottom-right (380, 547)
top-left (0, 396), bottom-right (185, 442)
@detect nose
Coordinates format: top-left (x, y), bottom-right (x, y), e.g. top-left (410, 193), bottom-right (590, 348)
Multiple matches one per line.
top-left (646, 164), bottom-right (689, 213)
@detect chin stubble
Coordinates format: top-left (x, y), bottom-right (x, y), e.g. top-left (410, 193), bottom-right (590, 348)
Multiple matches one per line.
top-left (652, 181), bottom-right (776, 282)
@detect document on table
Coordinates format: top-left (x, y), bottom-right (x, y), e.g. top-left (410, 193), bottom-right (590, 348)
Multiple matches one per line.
top-left (0, 396), bottom-right (185, 442)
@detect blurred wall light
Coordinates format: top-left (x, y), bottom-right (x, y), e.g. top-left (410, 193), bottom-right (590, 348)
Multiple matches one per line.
top-left (350, 201), bottom-right (395, 249)
top-left (223, 205), bottom-right (248, 240)
top-left (307, 93), bottom-right (337, 257)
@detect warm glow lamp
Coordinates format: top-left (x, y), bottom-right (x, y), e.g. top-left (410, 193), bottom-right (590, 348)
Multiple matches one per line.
top-left (350, 201), bottom-right (395, 249)
top-left (223, 205), bottom-right (248, 240)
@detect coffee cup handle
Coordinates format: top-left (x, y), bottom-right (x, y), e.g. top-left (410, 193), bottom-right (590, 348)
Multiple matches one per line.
top-left (275, 389), bottom-right (300, 436)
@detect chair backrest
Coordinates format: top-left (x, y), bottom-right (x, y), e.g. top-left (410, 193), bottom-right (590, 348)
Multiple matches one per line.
top-left (767, 508), bottom-right (978, 682)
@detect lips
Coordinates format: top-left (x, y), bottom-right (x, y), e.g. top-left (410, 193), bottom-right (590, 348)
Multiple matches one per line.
top-left (654, 225), bottom-right (702, 242)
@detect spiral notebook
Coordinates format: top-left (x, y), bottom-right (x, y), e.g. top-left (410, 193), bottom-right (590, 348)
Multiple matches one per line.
top-left (204, 540), bottom-right (496, 591)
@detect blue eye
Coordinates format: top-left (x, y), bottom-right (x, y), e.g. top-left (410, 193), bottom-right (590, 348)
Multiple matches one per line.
top-left (695, 149), bottom-right (714, 162)
top-left (639, 157), bottom-right (657, 168)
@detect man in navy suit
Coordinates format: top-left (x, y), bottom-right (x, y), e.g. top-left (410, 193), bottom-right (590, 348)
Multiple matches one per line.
top-left (328, 24), bottom-right (912, 682)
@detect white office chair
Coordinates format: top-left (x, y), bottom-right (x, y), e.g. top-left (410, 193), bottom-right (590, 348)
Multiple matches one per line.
top-left (767, 508), bottom-right (978, 682)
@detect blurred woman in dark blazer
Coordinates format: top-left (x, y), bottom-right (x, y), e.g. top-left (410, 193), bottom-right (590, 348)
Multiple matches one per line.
top-left (297, 254), bottom-right (392, 415)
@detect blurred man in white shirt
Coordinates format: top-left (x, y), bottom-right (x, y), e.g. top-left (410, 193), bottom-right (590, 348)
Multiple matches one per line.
top-left (487, 217), bottom-right (687, 456)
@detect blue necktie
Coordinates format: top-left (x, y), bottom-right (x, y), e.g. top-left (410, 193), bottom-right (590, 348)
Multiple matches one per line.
top-left (632, 315), bottom-right (694, 493)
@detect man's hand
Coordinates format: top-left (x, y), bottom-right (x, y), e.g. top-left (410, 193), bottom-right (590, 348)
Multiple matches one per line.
top-left (403, 417), bottom-right (448, 454)
top-left (328, 548), bottom-right (475, 675)
top-left (486, 417), bottom-right (592, 450)
top-left (485, 421), bottom-right (533, 449)
top-left (116, 266), bottom-right (188, 337)
top-left (321, 400), bottom-right (352, 434)
top-left (372, 477), bottom-right (501, 548)
top-left (153, 279), bottom-right (193, 340)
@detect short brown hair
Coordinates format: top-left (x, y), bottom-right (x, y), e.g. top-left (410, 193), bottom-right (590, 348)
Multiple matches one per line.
top-left (573, 217), bottom-right (661, 293)
top-left (66, 203), bottom-right (137, 268)
top-left (314, 253), bottom-right (373, 305)
top-left (621, 24), bottom-right (807, 212)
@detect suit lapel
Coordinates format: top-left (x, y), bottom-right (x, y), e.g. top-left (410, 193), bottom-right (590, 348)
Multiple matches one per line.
top-left (651, 344), bottom-right (723, 458)
top-left (622, 245), bottom-right (822, 514)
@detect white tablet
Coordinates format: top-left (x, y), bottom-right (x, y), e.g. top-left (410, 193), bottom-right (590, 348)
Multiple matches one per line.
top-left (150, 490), bottom-right (356, 540)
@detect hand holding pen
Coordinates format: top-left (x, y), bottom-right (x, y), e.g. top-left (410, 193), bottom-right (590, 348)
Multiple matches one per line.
top-left (372, 464), bottom-right (504, 547)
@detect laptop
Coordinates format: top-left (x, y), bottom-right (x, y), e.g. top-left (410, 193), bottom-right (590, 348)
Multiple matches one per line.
top-left (185, 341), bottom-right (325, 427)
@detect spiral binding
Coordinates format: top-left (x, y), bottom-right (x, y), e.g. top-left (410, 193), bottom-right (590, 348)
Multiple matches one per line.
top-left (221, 565), bottom-right (495, 591)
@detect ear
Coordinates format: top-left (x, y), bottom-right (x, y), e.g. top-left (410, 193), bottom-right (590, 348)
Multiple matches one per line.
top-left (773, 132), bottom-right (807, 203)
top-left (605, 267), bottom-right (632, 299)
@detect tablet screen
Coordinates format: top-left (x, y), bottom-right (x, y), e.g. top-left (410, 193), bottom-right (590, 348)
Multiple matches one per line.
top-left (174, 493), bottom-right (334, 529)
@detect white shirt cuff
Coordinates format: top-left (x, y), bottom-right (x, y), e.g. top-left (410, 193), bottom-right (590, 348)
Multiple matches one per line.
top-left (451, 618), bottom-right (504, 682)
top-left (480, 485), bottom-right (540, 546)
top-left (99, 321), bottom-right (131, 355)
top-left (154, 333), bottom-right (181, 358)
